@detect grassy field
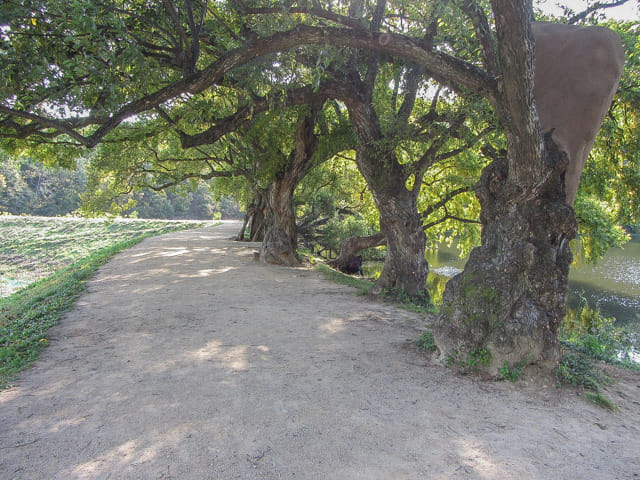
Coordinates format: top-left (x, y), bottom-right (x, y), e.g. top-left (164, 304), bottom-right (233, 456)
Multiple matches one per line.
top-left (0, 215), bottom-right (216, 387)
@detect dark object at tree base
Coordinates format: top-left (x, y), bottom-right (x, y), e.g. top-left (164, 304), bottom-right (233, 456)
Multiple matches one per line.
top-left (340, 255), bottom-right (363, 275)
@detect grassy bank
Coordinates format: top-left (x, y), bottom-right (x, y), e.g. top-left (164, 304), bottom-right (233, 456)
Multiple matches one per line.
top-left (0, 216), bottom-right (216, 388)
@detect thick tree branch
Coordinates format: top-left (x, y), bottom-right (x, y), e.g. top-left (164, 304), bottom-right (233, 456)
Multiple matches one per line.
top-left (1, 25), bottom-right (496, 149)
top-left (568, 0), bottom-right (631, 24)
top-left (459, 0), bottom-right (499, 75)
top-left (395, 65), bottom-right (424, 128)
top-left (180, 85), bottom-right (327, 149)
top-left (490, 0), bottom-right (542, 188)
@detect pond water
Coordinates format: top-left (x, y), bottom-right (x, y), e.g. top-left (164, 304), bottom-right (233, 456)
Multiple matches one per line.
top-left (367, 235), bottom-right (640, 328)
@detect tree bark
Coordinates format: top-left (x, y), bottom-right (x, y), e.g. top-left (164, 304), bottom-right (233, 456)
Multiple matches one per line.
top-left (434, 136), bottom-right (577, 375)
top-left (328, 232), bottom-right (386, 272)
top-left (260, 177), bottom-right (300, 266)
top-left (236, 192), bottom-right (267, 242)
top-left (345, 96), bottom-right (430, 302)
top-left (369, 184), bottom-right (429, 302)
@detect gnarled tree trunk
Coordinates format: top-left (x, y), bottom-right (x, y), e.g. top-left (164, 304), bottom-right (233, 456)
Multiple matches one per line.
top-left (259, 100), bottom-right (324, 266)
top-left (328, 232), bottom-right (386, 272)
top-left (434, 1), bottom-right (579, 375)
top-left (434, 136), bottom-right (577, 375)
top-left (259, 173), bottom-right (300, 266)
top-left (344, 90), bottom-right (430, 302)
top-left (236, 192), bottom-right (267, 242)
top-left (369, 186), bottom-right (429, 301)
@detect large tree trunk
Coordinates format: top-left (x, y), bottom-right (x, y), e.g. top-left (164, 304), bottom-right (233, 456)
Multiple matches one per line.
top-left (345, 93), bottom-right (430, 302)
top-left (259, 174), bottom-right (299, 266)
top-left (236, 192), bottom-right (267, 242)
top-left (434, 1), bottom-right (578, 375)
top-left (434, 137), bottom-right (577, 375)
top-left (369, 186), bottom-right (429, 302)
top-left (351, 147), bottom-right (429, 302)
top-left (259, 100), bottom-right (324, 265)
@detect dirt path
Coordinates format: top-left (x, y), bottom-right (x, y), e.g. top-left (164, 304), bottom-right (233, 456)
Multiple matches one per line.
top-left (1, 222), bottom-right (639, 479)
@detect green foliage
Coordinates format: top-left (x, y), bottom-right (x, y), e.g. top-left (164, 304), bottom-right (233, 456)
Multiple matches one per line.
top-left (573, 197), bottom-right (630, 263)
top-left (319, 216), bottom-right (377, 256)
top-left (415, 330), bottom-right (438, 352)
top-left (561, 299), bottom-right (637, 364)
top-left (0, 150), bottom-right (239, 220)
top-left (0, 154), bottom-right (86, 216)
top-left (584, 391), bottom-right (617, 411)
top-left (446, 347), bottom-right (491, 373)
top-left (557, 300), bottom-right (640, 410)
top-left (556, 352), bottom-right (610, 392)
top-left (499, 361), bottom-right (524, 382)
top-left (467, 348), bottom-right (491, 369)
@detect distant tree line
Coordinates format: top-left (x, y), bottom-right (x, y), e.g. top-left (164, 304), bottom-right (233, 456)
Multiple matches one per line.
top-left (0, 155), bottom-right (242, 220)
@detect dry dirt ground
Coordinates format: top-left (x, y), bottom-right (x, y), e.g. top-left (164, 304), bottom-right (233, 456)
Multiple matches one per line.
top-left (1, 221), bottom-right (639, 480)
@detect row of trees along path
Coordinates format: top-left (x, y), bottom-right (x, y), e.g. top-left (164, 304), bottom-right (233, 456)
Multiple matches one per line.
top-left (0, 1), bottom-right (630, 375)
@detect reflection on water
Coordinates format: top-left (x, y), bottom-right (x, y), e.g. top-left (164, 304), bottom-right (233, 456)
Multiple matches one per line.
top-left (365, 235), bottom-right (640, 327)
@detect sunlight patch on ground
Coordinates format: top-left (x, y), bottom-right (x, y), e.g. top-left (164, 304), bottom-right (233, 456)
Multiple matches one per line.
top-left (202, 266), bottom-right (236, 276)
top-left (131, 251), bottom-right (154, 259)
top-left (187, 341), bottom-right (249, 371)
top-left (47, 415), bottom-right (87, 434)
top-left (71, 440), bottom-right (138, 478)
top-left (70, 425), bottom-right (196, 478)
top-left (157, 248), bottom-right (190, 257)
top-left (175, 266), bottom-right (237, 278)
top-left (319, 318), bottom-right (346, 334)
top-left (455, 439), bottom-right (506, 479)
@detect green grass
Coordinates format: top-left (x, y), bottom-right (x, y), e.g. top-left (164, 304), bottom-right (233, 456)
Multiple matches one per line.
top-left (314, 263), bottom-right (374, 296)
top-left (499, 361), bottom-right (525, 382)
top-left (556, 301), bottom-right (640, 409)
top-left (415, 330), bottom-right (437, 352)
top-left (0, 216), bottom-right (216, 388)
